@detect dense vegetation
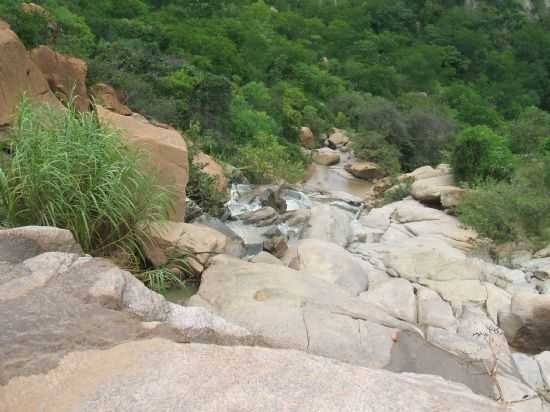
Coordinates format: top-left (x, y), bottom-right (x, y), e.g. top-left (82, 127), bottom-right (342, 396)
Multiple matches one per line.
top-left (0, 100), bottom-right (173, 264)
top-left (2, 0), bottom-right (550, 245)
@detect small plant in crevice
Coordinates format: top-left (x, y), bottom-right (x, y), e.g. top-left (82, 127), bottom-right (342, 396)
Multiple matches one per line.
top-left (380, 178), bottom-right (413, 205)
top-left (137, 250), bottom-right (198, 294)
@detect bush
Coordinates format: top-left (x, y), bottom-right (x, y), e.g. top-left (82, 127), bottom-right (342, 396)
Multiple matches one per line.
top-left (186, 161), bottom-right (226, 216)
top-left (238, 133), bottom-right (306, 184)
top-left (457, 159), bottom-right (550, 244)
top-left (381, 178), bottom-right (413, 205)
top-left (0, 100), bottom-right (173, 261)
top-left (508, 106), bottom-right (550, 154)
top-left (351, 131), bottom-right (401, 175)
top-left (451, 126), bottom-right (514, 184)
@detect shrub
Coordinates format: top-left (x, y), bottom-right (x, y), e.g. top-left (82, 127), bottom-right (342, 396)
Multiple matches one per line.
top-left (352, 131), bottom-right (401, 175)
top-left (238, 133), bottom-right (306, 184)
top-left (186, 161), bottom-right (226, 216)
top-left (0, 100), bottom-right (173, 261)
top-left (381, 178), bottom-right (413, 205)
top-left (451, 126), bottom-right (514, 184)
top-left (508, 106), bottom-right (550, 154)
top-left (457, 158), bottom-right (550, 244)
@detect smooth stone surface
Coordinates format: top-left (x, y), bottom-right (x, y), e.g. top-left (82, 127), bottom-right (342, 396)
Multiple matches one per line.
top-left (360, 278), bottom-right (417, 324)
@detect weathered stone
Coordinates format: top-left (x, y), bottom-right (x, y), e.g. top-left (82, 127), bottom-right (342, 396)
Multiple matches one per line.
top-left (0, 25), bottom-right (60, 126)
top-left (263, 235), bottom-right (287, 258)
top-left (327, 128), bottom-right (350, 148)
top-left (499, 293), bottom-right (550, 352)
top-left (410, 174), bottom-right (456, 204)
top-left (417, 286), bottom-right (457, 331)
top-left (284, 239), bottom-right (369, 295)
top-left (302, 204), bottom-right (352, 247)
top-left (535, 351), bottom-right (550, 390)
top-left (312, 147), bottom-right (340, 165)
top-left (299, 126), bottom-right (314, 147)
top-left (403, 165), bottom-right (445, 181)
top-left (485, 283), bottom-right (512, 324)
top-left (97, 106), bottom-right (189, 220)
top-left (191, 255), bottom-right (420, 367)
top-left (148, 222), bottom-right (244, 272)
top-left (345, 160), bottom-right (384, 180)
top-left (240, 207), bottom-right (278, 226)
top-left (522, 258), bottom-right (550, 279)
top-left (360, 278), bottom-right (417, 323)
top-left (30, 46), bottom-right (89, 112)
top-left (249, 251), bottom-right (284, 266)
top-left (440, 186), bottom-right (466, 208)
top-left (420, 279), bottom-right (488, 306)
top-left (0, 338), bottom-right (506, 412)
top-left (192, 151), bottom-right (228, 193)
top-left (0, 226), bottom-right (81, 263)
top-left (513, 353), bottom-right (546, 391)
top-left (535, 245), bottom-right (550, 259)
top-left (90, 83), bottom-right (131, 115)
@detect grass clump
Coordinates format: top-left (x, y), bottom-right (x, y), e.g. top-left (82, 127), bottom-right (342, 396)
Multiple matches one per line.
top-left (380, 178), bottom-right (413, 205)
top-left (0, 99), bottom-right (174, 262)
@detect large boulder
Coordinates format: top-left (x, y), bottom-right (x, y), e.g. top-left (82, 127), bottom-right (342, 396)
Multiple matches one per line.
top-left (499, 293), bottom-right (550, 352)
top-left (411, 173), bottom-right (459, 205)
top-left (0, 229), bottom-right (253, 385)
top-left (192, 152), bottom-right (228, 193)
top-left (30, 46), bottom-right (89, 112)
top-left (97, 106), bottom-right (189, 220)
top-left (345, 160), bottom-right (384, 180)
top-left (148, 222), bottom-right (244, 273)
top-left (90, 83), bottom-right (131, 116)
top-left (0, 25), bottom-right (60, 127)
top-left (283, 239), bottom-right (369, 295)
top-left (327, 128), bottom-right (350, 148)
top-left (191, 254), bottom-right (420, 368)
top-left (0, 338), bottom-right (506, 412)
top-left (311, 147), bottom-right (340, 166)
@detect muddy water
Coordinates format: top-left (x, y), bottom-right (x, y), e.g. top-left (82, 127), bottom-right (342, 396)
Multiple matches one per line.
top-left (303, 162), bottom-right (372, 198)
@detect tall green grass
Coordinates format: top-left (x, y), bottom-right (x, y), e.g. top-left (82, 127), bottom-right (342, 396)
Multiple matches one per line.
top-left (0, 99), bottom-right (174, 262)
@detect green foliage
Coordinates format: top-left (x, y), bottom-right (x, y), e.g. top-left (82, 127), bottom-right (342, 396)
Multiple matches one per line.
top-left (508, 106), bottom-right (550, 154)
top-left (351, 131), bottom-right (401, 176)
top-left (1, 5), bottom-right (50, 49)
top-left (137, 252), bottom-right (195, 293)
top-left (457, 159), bottom-right (550, 245)
top-left (187, 162), bottom-right (226, 217)
top-left (238, 133), bottom-right (305, 184)
top-left (381, 178), bottom-right (413, 205)
top-left (0, 100), bottom-right (173, 261)
top-left (451, 126), bottom-right (514, 184)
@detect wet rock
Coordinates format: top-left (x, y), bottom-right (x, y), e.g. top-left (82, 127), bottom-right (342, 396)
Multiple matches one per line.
top-left (240, 206), bottom-right (279, 226)
top-left (522, 258), bottom-right (550, 279)
top-left (90, 83), bottom-right (132, 115)
top-left (360, 278), bottom-right (417, 324)
top-left (263, 234), bottom-right (287, 258)
top-left (256, 187), bottom-right (287, 213)
top-left (284, 239), bottom-right (369, 295)
top-left (312, 147), bottom-right (340, 166)
top-left (345, 161), bottom-right (384, 180)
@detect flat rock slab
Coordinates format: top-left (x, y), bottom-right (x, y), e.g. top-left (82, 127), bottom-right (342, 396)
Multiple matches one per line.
top-left (0, 338), bottom-right (508, 412)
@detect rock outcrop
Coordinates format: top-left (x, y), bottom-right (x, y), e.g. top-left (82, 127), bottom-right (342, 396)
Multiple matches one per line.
top-left (345, 160), bottom-right (384, 180)
top-left (192, 151), bottom-right (228, 193)
top-left (90, 83), bottom-right (131, 115)
top-left (0, 338), bottom-right (507, 412)
top-left (312, 147), bottom-right (340, 165)
top-left (97, 106), bottom-right (189, 220)
top-left (30, 46), bottom-right (90, 112)
top-left (299, 126), bottom-right (314, 147)
top-left (0, 24), bottom-right (60, 127)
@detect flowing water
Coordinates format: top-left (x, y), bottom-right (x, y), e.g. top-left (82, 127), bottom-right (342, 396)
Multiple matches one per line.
top-left (303, 163), bottom-right (372, 199)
